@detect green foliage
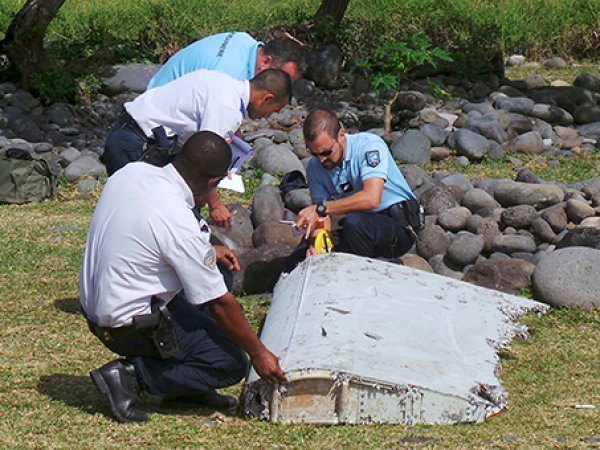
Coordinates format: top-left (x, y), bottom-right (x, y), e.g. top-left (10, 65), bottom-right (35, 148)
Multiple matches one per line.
top-left (354, 32), bottom-right (453, 92)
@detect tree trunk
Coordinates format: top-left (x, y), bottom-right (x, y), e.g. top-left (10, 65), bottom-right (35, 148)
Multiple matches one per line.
top-left (314, 0), bottom-right (350, 27)
top-left (0, 0), bottom-right (67, 89)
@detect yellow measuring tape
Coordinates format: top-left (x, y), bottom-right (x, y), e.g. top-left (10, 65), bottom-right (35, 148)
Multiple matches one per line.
top-left (313, 228), bottom-right (334, 254)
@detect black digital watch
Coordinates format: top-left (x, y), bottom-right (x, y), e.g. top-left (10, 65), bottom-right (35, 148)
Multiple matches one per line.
top-left (316, 201), bottom-right (327, 217)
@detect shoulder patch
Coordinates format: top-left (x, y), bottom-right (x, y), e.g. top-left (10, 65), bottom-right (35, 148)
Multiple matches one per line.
top-left (365, 150), bottom-right (381, 167)
top-left (204, 247), bottom-right (217, 269)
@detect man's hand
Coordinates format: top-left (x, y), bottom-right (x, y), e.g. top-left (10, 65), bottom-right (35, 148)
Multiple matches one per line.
top-left (295, 204), bottom-right (319, 239)
top-left (209, 202), bottom-right (232, 228)
top-left (251, 347), bottom-right (287, 383)
top-left (214, 245), bottom-right (240, 271)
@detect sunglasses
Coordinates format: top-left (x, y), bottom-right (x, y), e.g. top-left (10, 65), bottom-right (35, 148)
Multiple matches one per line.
top-left (309, 140), bottom-right (337, 158)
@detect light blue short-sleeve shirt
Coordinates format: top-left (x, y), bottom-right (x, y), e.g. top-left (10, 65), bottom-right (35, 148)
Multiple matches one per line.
top-left (307, 133), bottom-right (415, 212)
top-left (148, 32), bottom-right (262, 89)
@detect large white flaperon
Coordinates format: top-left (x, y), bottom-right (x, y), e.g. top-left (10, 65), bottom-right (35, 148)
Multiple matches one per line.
top-left (243, 253), bottom-right (548, 425)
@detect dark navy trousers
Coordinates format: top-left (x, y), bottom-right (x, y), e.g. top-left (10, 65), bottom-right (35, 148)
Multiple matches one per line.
top-left (92, 292), bottom-right (249, 398)
top-left (285, 211), bottom-right (415, 271)
top-left (101, 113), bottom-right (147, 176)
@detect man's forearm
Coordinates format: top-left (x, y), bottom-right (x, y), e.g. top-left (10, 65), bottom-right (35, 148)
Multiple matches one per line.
top-left (323, 190), bottom-right (380, 215)
top-left (205, 189), bottom-right (223, 209)
top-left (207, 293), bottom-right (263, 357)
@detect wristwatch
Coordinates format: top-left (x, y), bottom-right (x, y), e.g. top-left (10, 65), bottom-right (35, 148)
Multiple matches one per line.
top-left (316, 201), bottom-right (327, 217)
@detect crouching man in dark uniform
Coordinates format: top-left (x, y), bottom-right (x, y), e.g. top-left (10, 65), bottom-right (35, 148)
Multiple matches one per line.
top-left (79, 131), bottom-right (285, 423)
top-left (287, 108), bottom-right (418, 268)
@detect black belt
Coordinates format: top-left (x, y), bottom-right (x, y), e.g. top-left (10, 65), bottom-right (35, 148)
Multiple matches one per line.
top-left (119, 111), bottom-right (148, 140)
top-left (85, 297), bottom-right (166, 342)
top-left (380, 202), bottom-right (409, 225)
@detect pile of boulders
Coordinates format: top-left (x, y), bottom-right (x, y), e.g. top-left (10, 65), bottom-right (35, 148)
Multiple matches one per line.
top-left (0, 57), bottom-right (599, 310)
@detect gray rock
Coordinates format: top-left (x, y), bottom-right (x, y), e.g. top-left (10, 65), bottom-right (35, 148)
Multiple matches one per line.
top-left (437, 206), bottom-right (472, 232)
top-left (468, 116), bottom-right (508, 144)
top-left (533, 246), bottom-right (600, 310)
top-left (544, 57), bottom-right (567, 69)
top-left (292, 78), bottom-right (315, 100)
top-left (531, 217), bottom-right (558, 243)
top-left (101, 63), bottom-right (161, 95)
top-left (419, 123), bottom-right (447, 146)
top-left (500, 205), bottom-right (538, 229)
top-left (9, 116), bottom-right (44, 142)
top-left (494, 181), bottom-right (564, 208)
top-left (210, 204), bottom-right (254, 250)
top-left (496, 97), bottom-right (534, 115)
top-left (448, 128), bottom-right (490, 161)
top-left (461, 188), bottom-right (500, 212)
top-left (284, 189), bottom-right (312, 213)
top-left (566, 199), bottom-right (595, 223)
top-left (515, 168), bottom-right (544, 184)
top-left (491, 234), bottom-right (537, 254)
top-left (487, 140), bottom-right (505, 160)
top-left (416, 224), bottom-right (453, 260)
top-left (232, 243), bottom-right (295, 295)
top-left (394, 91), bottom-right (427, 112)
top-left (573, 103), bottom-right (600, 124)
top-left (438, 173), bottom-right (473, 192)
top-left (253, 221), bottom-right (302, 248)
top-left (254, 143), bottom-right (305, 177)
top-left (34, 142), bottom-right (53, 153)
top-left (76, 178), bottom-right (99, 194)
top-left (399, 165), bottom-right (435, 198)
top-left (251, 184), bottom-right (285, 227)
top-left (462, 101), bottom-right (494, 115)
top-left (64, 155), bottom-right (105, 182)
top-left (304, 45), bottom-right (343, 89)
top-left (58, 147), bottom-right (82, 167)
top-left (579, 216), bottom-right (600, 228)
top-left (48, 103), bottom-right (73, 126)
top-left (428, 254), bottom-right (463, 280)
top-left (524, 74), bottom-right (546, 89)
top-left (510, 131), bottom-right (544, 154)
top-left (508, 113), bottom-right (534, 134)
top-left (446, 232), bottom-right (485, 267)
top-left (7, 91), bottom-right (40, 113)
top-left (454, 156), bottom-right (470, 167)
top-left (507, 55), bottom-right (525, 66)
top-left (556, 227), bottom-right (600, 250)
top-left (540, 204), bottom-right (568, 232)
top-left (574, 72), bottom-right (600, 92)
top-left (464, 258), bottom-right (536, 295)
top-left (421, 186), bottom-right (460, 214)
top-left (472, 81), bottom-right (492, 99)
top-left (390, 130), bottom-right (431, 164)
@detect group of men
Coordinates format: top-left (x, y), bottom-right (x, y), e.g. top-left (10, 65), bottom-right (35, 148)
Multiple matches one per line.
top-left (80, 31), bottom-right (418, 423)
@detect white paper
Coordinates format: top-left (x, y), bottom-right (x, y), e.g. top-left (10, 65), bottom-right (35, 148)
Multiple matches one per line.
top-left (217, 170), bottom-right (245, 193)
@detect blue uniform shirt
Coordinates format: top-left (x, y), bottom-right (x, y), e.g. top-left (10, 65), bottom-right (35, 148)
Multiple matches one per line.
top-left (148, 32), bottom-right (262, 89)
top-left (307, 133), bottom-right (415, 212)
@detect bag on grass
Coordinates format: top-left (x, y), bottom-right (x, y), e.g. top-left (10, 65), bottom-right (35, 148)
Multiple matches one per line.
top-left (0, 148), bottom-right (61, 204)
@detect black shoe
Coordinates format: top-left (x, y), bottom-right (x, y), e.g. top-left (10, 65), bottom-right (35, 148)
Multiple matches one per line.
top-left (166, 390), bottom-right (238, 412)
top-left (90, 359), bottom-right (148, 423)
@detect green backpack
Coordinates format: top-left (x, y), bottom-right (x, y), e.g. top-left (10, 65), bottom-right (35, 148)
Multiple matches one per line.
top-left (0, 148), bottom-right (61, 204)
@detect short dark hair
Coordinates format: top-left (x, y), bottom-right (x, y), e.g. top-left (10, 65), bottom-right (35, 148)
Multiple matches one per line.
top-left (174, 131), bottom-right (231, 181)
top-left (303, 108), bottom-right (341, 143)
top-left (262, 38), bottom-right (306, 74)
top-left (250, 69), bottom-right (293, 105)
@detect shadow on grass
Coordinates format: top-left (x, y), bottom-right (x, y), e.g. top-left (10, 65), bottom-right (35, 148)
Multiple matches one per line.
top-left (38, 373), bottom-right (236, 421)
top-left (38, 374), bottom-right (110, 418)
top-left (54, 298), bottom-right (82, 315)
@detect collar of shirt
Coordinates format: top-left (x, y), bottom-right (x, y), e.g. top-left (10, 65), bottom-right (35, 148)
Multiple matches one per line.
top-left (163, 163), bottom-right (194, 209)
top-left (247, 41), bottom-right (264, 79)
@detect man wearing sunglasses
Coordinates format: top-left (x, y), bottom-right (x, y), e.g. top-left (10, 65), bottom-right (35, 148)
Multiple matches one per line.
top-left (290, 108), bottom-right (417, 265)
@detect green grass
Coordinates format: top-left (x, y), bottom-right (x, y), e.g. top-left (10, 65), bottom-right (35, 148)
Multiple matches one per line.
top-left (1, 159), bottom-right (598, 447)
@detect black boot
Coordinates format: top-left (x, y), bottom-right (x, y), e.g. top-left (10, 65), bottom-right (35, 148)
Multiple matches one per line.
top-left (90, 359), bottom-right (148, 423)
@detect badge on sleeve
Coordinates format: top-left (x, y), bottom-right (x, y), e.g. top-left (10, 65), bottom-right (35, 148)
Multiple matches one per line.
top-left (204, 247), bottom-right (217, 269)
top-left (366, 150), bottom-right (381, 167)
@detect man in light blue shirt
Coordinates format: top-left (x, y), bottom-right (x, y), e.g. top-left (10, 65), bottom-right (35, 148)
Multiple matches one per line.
top-left (148, 31), bottom-right (303, 89)
top-left (292, 108), bottom-right (417, 262)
